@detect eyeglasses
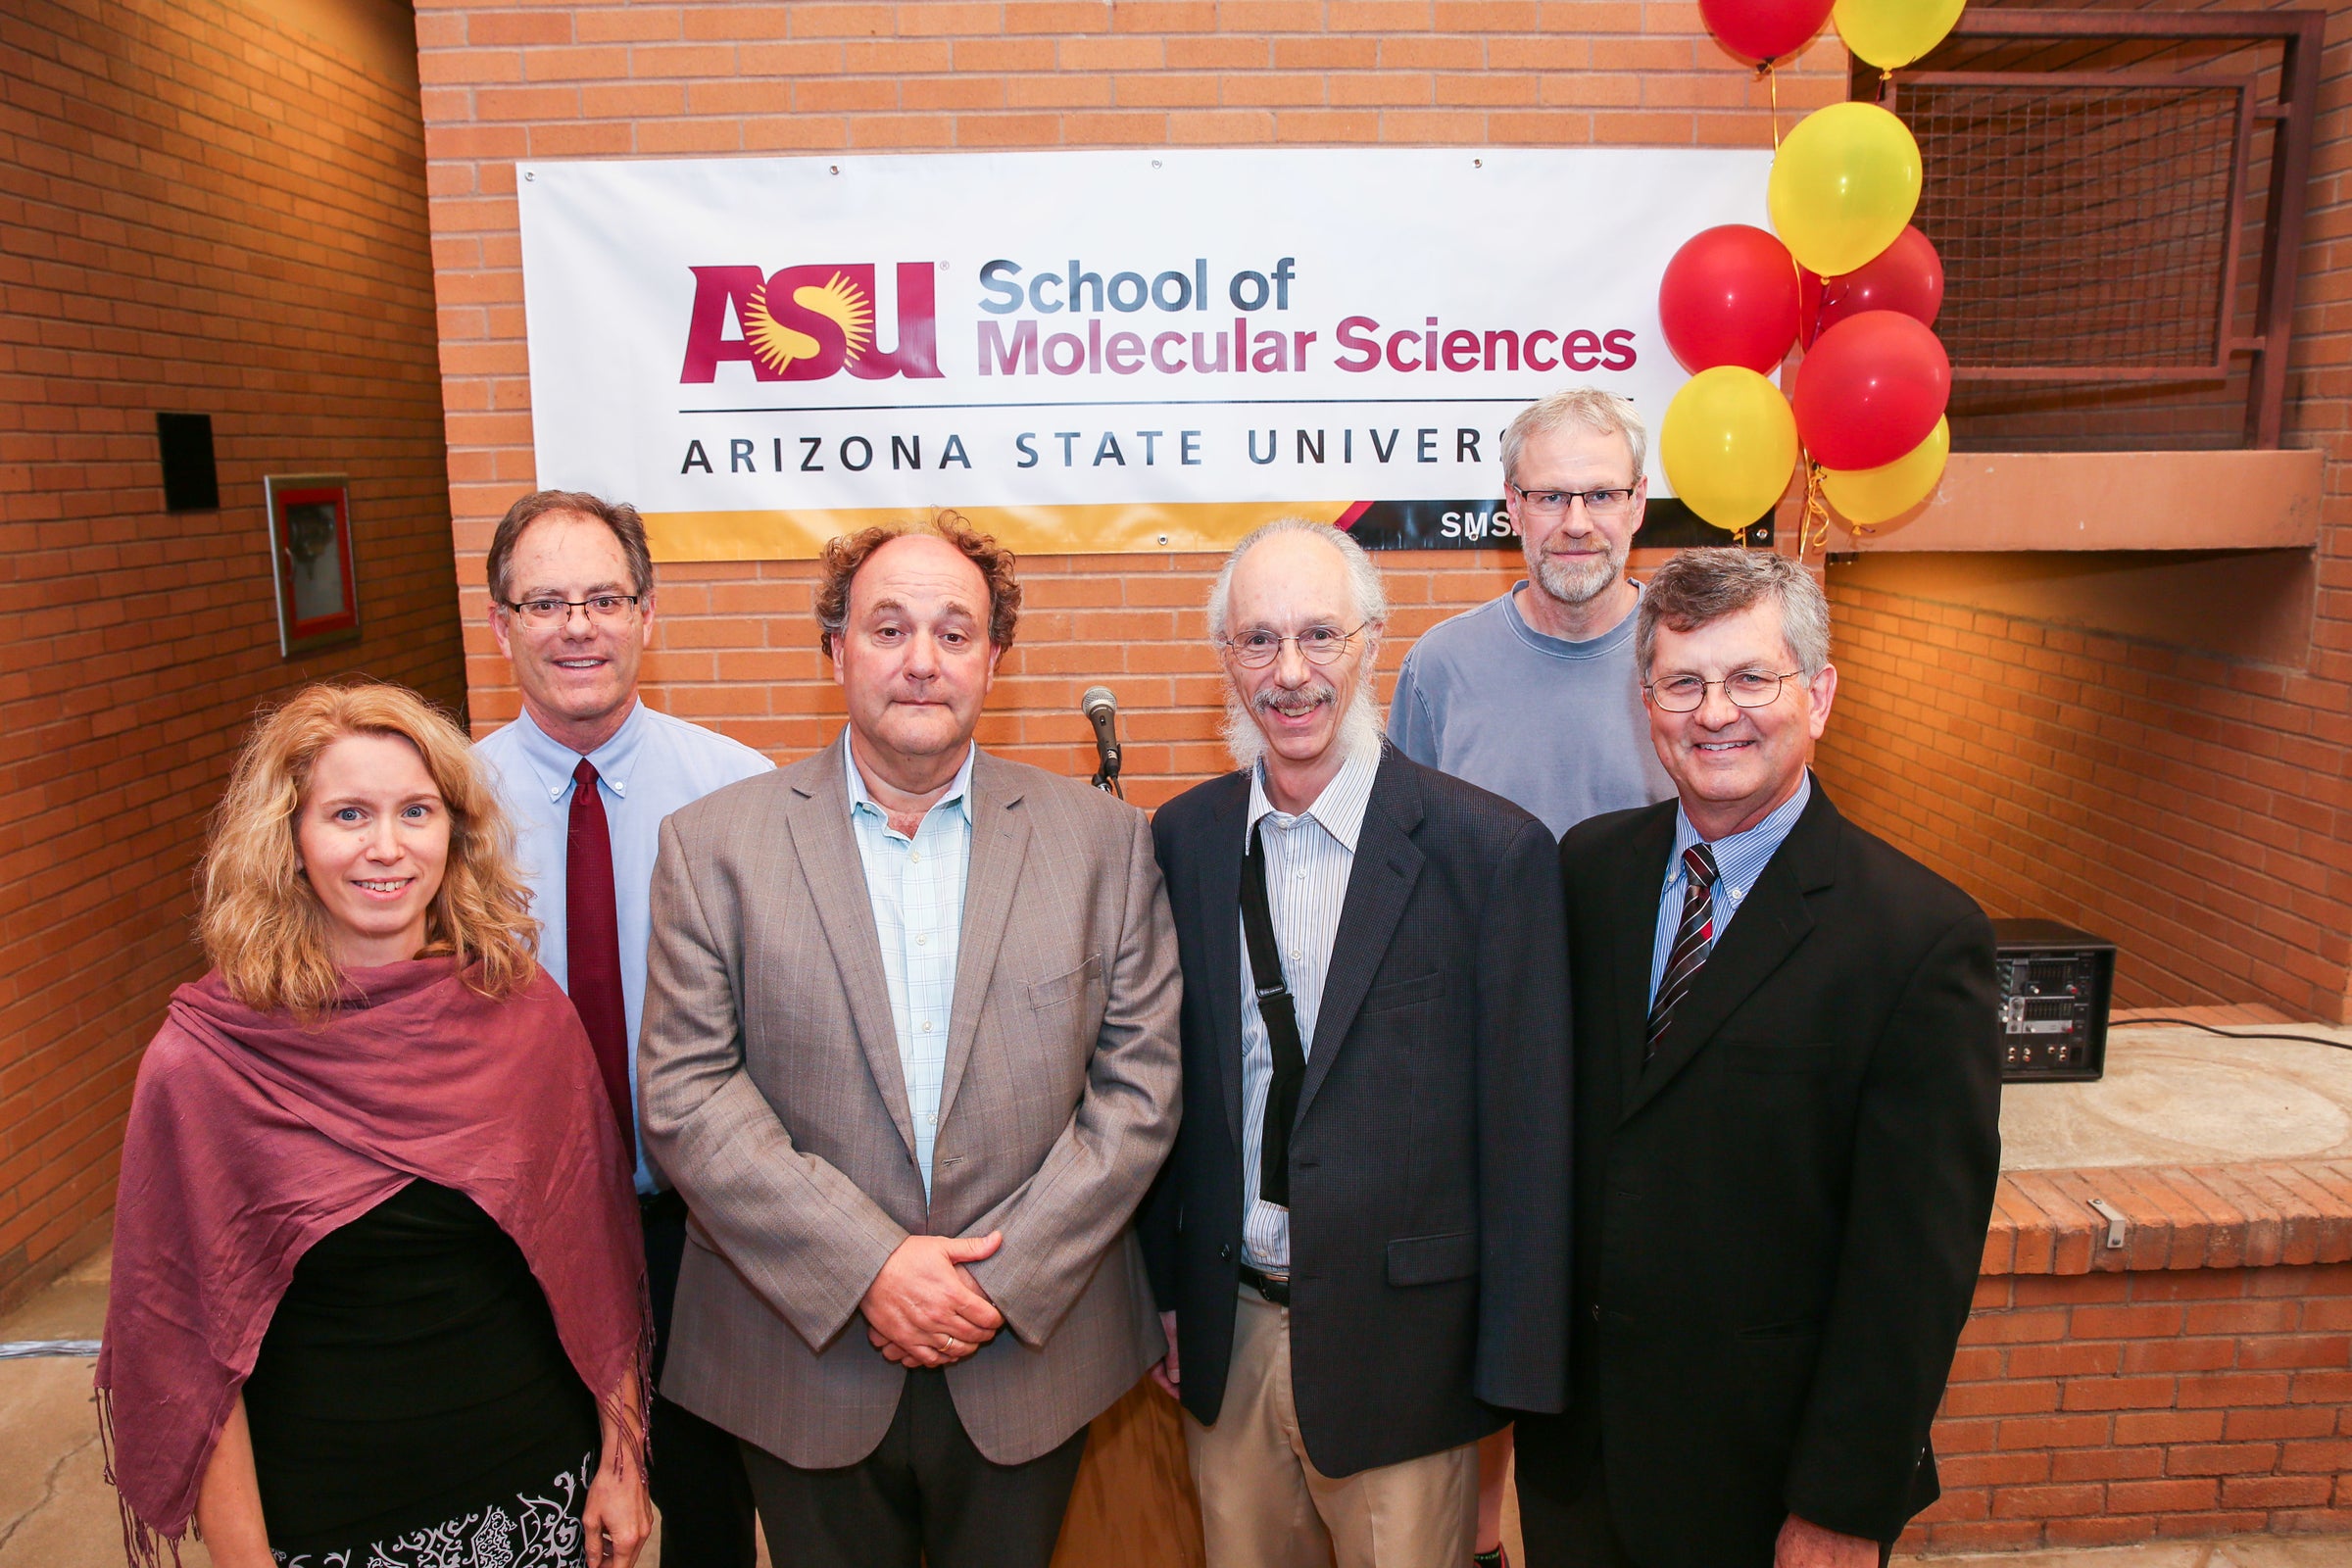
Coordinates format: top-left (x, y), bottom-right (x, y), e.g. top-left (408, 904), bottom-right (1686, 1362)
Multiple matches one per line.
top-left (1507, 481), bottom-right (1640, 520)
top-left (1644, 669), bottom-right (1802, 712)
top-left (1222, 622), bottom-right (1367, 669)
top-left (502, 594), bottom-right (643, 627)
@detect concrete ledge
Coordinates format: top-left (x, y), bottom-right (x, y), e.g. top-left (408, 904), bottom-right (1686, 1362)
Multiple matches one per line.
top-left (1814, 449), bottom-right (2324, 552)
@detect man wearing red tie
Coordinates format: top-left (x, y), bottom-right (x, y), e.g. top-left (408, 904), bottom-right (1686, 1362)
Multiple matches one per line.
top-left (476, 490), bottom-right (772, 1566)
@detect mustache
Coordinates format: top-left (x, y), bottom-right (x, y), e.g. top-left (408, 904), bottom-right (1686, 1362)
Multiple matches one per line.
top-left (1252, 678), bottom-right (1338, 712)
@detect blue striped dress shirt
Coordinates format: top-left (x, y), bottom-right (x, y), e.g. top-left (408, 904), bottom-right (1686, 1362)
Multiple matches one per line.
top-left (1647, 774), bottom-right (1813, 1008)
top-left (846, 736), bottom-right (976, 1198)
top-left (1237, 743), bottom-right (1382, 1273)
top-left (475, 701), bottom-right (772, 1194)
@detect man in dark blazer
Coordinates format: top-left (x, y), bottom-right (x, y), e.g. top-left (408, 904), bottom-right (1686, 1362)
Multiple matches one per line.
top-left (1515, 548), bottom-right (2002, 1568)
top-left (1142, 518), bottom-right (1571, 1568)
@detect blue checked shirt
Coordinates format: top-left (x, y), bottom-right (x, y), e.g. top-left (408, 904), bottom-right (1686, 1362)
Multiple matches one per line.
top-left (1238, 743), bottom-right (1381, 1273)
top-left (1648, 773), bottom-right (1812, 1008)
top-left (846, 735), bottom-right (976, 1198)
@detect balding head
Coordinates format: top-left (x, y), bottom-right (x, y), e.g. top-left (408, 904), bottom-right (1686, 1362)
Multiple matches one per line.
top-left (1208, 519), bottom-right (1389, 794)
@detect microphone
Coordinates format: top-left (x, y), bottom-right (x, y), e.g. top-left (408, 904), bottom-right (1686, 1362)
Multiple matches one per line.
top-left (1081, 686), bottom-right (1123, 797)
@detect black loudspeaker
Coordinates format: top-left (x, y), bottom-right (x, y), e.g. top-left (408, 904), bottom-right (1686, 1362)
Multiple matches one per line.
top-left (1991, 918), bottom-right (2117, 1083)
top-left (157, 413), bottom-right (219, 511)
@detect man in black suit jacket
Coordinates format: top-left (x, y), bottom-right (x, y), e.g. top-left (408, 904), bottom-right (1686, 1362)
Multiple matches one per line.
top-left (1515, 548), bottom-right (2002, 1568)
top-left (1141, 518), bottom-right (1571, 1568)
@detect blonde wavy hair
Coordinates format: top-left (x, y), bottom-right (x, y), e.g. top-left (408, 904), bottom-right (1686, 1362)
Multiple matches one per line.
top-left (199, 683), bottom-right (539, 1015)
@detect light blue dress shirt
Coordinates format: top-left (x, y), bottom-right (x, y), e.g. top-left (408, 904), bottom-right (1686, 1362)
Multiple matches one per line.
top-left (844, 734), bottom-right (977, 1198)
top-left (1236, 743), bottom-right (1381, 1273)
top-left (477, 701), bottom-right (771, 1193)
top-left (1648, 773), bottom-right (1813, 1008)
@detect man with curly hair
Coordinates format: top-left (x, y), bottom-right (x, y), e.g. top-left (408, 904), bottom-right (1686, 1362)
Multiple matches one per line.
top-left (639, 514), bottom-right (1184, 1568)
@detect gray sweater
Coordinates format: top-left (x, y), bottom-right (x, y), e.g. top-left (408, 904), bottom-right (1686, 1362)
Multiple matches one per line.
top-left (1388, 583), bottom-right (1674, 840)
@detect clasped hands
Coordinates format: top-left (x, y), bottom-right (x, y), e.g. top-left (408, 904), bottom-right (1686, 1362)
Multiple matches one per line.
top-left (861, 1230), bottom-right (1005, 1367)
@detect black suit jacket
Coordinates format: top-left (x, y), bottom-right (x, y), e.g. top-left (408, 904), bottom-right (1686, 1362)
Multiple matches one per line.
top-left (1139, 749), bottom-right (1572, 1477)
top-left (1516, 777), bottom-right (2002, 1566)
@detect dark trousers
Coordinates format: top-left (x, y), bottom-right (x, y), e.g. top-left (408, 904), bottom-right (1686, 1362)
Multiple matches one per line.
top-left (739, 1367), bottom-right (1089, 1568)
top-left (642, 1190), bottom-right (759, 1568)
top-left (1516, 1460), bottom-right (1636, 1568)
top-left (1518, 1462), bottom-right (1893, 1568)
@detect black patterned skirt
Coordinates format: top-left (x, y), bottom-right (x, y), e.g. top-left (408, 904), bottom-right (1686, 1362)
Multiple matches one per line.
top-left (271, 1451), bottom-right (594, 1568)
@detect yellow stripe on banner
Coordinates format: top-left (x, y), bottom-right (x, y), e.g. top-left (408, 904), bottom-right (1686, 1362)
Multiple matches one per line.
top-left (642, 502), bottom-right (1359, 562)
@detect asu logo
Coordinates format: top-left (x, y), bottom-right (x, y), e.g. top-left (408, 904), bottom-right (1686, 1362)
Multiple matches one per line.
top-left (680, 263), bottom-right (943, 382)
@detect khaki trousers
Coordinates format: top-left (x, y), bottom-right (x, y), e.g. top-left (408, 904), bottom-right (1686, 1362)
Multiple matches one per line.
top-left (1186, 1286), bottom-right (1477, 1568)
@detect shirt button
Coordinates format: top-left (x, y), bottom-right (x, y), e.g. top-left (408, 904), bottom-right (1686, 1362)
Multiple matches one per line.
top-left (922, 1020), bottom-right (934, 1033)
top-left (1290, 949), bottom-right (1301, 961)
top-left (923, 1111), bottom-right (936, 1126)
top-left (1591, 1303), bottom-right (1602, 1322)
top-left (909, 850), bottom-right (921, 863)
top-left (916, 935), bottom-right (928, 947)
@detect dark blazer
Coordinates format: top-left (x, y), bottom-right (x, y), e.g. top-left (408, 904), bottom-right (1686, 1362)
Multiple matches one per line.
top-left (1516, 777), bottom-right (2001, 1567)
top-left (1139, 748), bottom-right (1571, 1478)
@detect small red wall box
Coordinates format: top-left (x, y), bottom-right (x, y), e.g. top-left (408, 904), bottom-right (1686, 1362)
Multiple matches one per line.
top-left (264, 474), bottom-right (360, 657)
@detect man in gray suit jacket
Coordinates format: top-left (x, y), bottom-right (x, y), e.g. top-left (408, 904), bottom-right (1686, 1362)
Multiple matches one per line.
top-left (638, 514), bottom-right (1183, 1568)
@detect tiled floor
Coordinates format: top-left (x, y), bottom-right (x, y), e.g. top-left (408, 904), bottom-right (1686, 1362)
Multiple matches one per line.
top-left (1, 1251), bottom-right (2341, 1567)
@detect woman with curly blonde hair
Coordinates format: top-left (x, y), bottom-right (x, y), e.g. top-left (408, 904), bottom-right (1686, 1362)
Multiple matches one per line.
top-left (98, 683), bottom-right (651, 1568)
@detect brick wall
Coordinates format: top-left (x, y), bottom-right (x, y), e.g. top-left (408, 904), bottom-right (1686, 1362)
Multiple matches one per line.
top-left (1923, 1262), bottom-right (2352, 1551)
top-left (0, 0), bottom-right (465, 1306)
top-left (415, 0), bottom-right (1844, 802)
top-left (1814, 2), bottom-right (2352, 1020)
top-left (1903, 1158), bottom-right (2352, 1552)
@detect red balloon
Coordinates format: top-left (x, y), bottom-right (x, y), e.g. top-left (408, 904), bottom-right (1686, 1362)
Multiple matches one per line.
top-left (1797, 225), bottom-right (1944, 348)
top-left (1700, 0), bottom-right (1836, 63)
top-left (1659, 224), bottom-right (1801, 375)
top-left (1792, 310), bottom-right (1950, 470)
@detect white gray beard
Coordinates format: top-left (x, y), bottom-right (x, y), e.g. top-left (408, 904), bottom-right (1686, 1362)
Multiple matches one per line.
top-left (1222, 680), bottom-right (1386, 776)
top-left (1530, 544), bottom-right (1623, 608)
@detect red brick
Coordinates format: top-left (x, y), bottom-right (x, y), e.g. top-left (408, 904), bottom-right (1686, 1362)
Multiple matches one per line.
top-left (5, 0), bottom-right (468, 1315)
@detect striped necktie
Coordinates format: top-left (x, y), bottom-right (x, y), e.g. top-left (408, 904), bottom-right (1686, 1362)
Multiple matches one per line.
top-left (1645, 843), bottom-right (1721, 1065)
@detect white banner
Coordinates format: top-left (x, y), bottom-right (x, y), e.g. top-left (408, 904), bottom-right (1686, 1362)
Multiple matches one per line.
top-left (516, 148), bottom-right (1774, 557)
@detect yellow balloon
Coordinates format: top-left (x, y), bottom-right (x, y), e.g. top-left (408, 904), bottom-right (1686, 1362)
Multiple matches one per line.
top-left (1834, 0), bottom-right (1966, 70)
top-left (1821, 416), bottom-right (1949, 526)
top-left (1660, 367), bottom-right (1801, 531)
top-left (1767, 101), bottom-right (1922, 277)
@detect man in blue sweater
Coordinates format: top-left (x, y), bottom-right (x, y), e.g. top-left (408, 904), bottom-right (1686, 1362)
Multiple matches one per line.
top-left (1387, 386), bottom-right (1675, 1566)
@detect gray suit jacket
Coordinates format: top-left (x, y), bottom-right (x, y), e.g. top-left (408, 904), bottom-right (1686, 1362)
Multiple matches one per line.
top-left (638, 735), bottom-right (1183, 1468)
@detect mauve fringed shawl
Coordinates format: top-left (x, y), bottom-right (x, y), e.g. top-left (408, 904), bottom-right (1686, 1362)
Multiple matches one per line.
top-left (95, 958), bottom-right (649, 1566)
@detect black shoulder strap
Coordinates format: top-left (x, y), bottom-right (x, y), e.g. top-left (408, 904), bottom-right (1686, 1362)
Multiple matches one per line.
top-left (1240, 820), bottom-right (1307, 1208)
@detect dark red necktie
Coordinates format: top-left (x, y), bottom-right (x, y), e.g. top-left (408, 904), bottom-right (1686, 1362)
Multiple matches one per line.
top-left (566, 758), bottom-right (635, 1167)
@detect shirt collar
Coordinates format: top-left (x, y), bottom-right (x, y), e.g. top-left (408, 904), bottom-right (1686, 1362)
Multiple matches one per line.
top-left (1246, 739), bottom-right (1381, 854)
top-left (844, 729), bottom-right (977, 831)
top-left (508, 701), bottom-right (648, 802)
top-left (1502, 577), bottom-right (1645, 659)
top-left (1668, 772), bottom-right (1812, 884)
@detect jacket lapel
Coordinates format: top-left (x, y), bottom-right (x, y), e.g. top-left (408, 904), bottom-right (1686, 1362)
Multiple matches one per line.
top-left (1613, 803), bottom-right (1681, 1106)
top-left (1295, 755), bottom-right (1424, 1120)
top-left (785, 736), bottom-right (919, 1161)
top-left (1200, 773), bottom-right (1250, 1148)
top-left (1618, 782), bottom-right (1841, 1124)
top-left (936, 751), bottom-right (1029, 1133)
